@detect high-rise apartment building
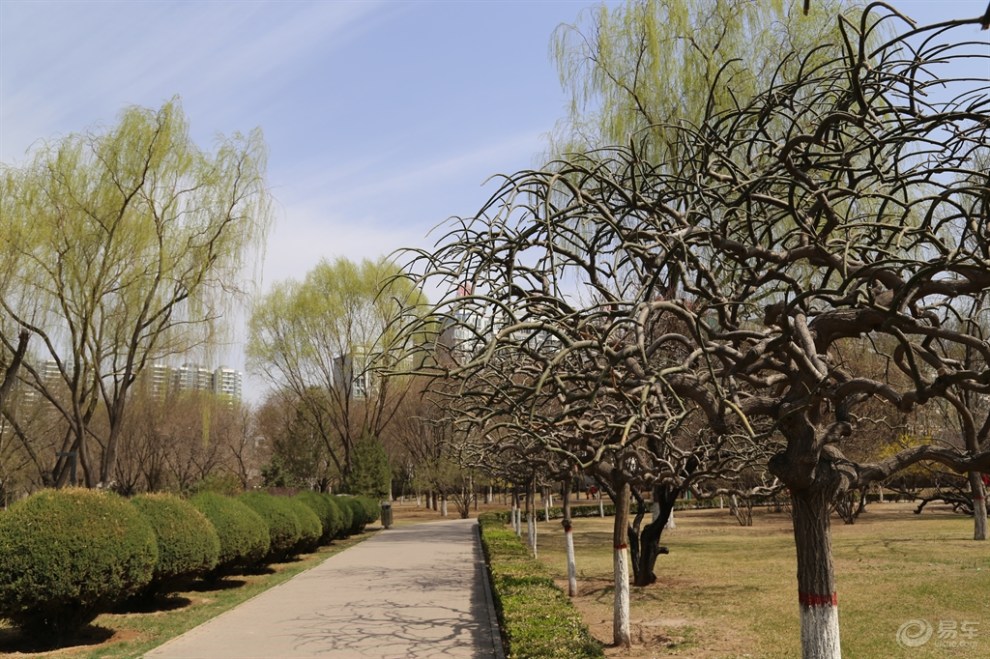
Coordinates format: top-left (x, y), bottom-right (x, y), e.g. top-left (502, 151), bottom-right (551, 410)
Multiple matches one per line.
top-left (213, 367), bottom-right (243, 401)
top-left (332, 352), bottom-right (372, 399)
top-left (140, 363), bottom-right (243, 402)
top-left (20, 361), bottom-right (244, 405)
top-left (173, 363), bottom-right (215, 393)
top-left (147, 363), bottom-right (171, 399)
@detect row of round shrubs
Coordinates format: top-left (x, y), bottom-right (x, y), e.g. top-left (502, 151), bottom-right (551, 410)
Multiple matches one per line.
top-left (0, 488), bottom-right (381, 636)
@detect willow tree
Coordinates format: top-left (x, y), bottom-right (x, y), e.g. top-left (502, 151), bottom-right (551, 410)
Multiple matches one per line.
top-left (247, 256), bottom-right (426, 492)
top-left (550, 0), bottom-right (858, 159)
top-left (0, 98), bottom-right (271, 488)
top-left (0, 175), bottom-right (30, 415)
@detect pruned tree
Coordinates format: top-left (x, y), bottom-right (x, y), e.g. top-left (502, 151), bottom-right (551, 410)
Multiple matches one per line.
top-left (404, 8), bottom-right (990, 658)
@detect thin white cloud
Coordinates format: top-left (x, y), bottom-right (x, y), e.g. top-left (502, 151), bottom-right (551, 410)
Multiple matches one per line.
top-left (261, 203), bottom-right (426, 289)
top-left (0, 1), bottom-right (391, 162)
top-left (277, 129), bottom-right (548, 222)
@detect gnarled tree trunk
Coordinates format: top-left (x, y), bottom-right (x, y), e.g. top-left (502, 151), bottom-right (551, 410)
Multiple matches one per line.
top-left (967, 471), bottom-right (987, 540)
top-left (628, 484), bottom-right (676, 587)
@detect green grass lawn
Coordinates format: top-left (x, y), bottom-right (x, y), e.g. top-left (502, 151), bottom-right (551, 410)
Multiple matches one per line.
top-left (531, 503), bottom-right (990, 658)
top-left (0, 532), bottom-right (373, 659)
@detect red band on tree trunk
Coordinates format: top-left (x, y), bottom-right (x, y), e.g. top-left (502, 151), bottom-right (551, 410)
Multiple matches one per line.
top-left (614, 543), bottom-right (628, 550)
top-left (799, 592), bottom-right (838, 607)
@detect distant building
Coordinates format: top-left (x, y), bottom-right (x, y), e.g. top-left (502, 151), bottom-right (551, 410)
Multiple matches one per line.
top-left (438, 288), bottom-right (488, 363)
top-left (213, 367), bottom-right (243, 401)
top-left (140, 363), bottom-right (244, 402)
top-left (332, 351), bottom-right (372, 399)
top-left (147, 363), bottom-right (171, 399)
top-left (21, 360), bottom-right (62, 405)
top-left (41, 360), bottom-right (61, 384)
top-left (173, 363), bottom-right (214, 393)
top-left (20, 360), bottom-right (243, 406)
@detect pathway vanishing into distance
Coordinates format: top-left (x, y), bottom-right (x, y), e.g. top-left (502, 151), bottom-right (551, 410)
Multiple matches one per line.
top-left (145, 518), bottom-right (504, 659)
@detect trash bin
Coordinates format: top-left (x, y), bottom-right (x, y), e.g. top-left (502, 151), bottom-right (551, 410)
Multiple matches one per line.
top-left (381, 502), bottom-right (393, 529)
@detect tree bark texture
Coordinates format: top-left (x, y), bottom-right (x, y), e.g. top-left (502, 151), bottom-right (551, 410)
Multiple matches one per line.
top-left (968, 471), bottom-right (987, 540)
top-left (792, 488), bottom-right (842, 659)
top-left (629, 484), bottom-right (677, 586)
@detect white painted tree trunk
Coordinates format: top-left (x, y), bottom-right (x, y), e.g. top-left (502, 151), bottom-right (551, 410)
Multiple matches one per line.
top-left (800, 599), bottom-right (841, 659)
top-left (441, 496), bottom-right (448, 517)
top-left (611, 478), bottom-right (632, 648)
top-left (545, 498), bottom-right (551, 523)
top-left (666, 508), bottom-right (676, 530)
top-left (613, 545), bottom-right (631, 647)
top-left (599, 494), bottom-right (605, 517)
top-left (527, 513), bottom-right (537, 558)
top-left (650, 501), bottom-right (660, 523)
top-left (565, 525), bottom-right (578, 597)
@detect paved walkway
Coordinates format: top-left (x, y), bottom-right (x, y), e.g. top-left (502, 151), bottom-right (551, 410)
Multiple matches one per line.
top-left (145, 518), bottom-right (503, 659)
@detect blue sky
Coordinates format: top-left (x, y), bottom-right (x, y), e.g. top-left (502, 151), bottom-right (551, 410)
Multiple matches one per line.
top-left (1, 0), bottom-right (988, 401)
top-left (1, 1), bottom-right (604, 284)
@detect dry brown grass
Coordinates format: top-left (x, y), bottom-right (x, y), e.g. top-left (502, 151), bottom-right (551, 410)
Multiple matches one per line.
top-left (387, 498), bottom-right (512, 526)
top-left (531, 502), bottom-right (990, 658)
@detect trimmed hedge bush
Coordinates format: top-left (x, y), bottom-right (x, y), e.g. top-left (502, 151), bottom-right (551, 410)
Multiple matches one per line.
top-left (190, 492), bottom-right (269, 571)
top-left (0, 488), bottom-right (158, 635)
top-left (333, 495), bottom-right (354, 538)
top-left (355, 496), bottom-right (381, 525)
top-left (130, 493), bottom-right (220, 590)
top-left (337, 496), bottom-right (367, 536)
top-left (286, 497), bottom-right (322, 553)
top-left (323, 495), bottom-right (345, 539)
top-left (478, 513), bottom-right (603, 658)
top-left (295, 491), bottom-right (341, 544)
top-left (239, 491), bottom-right (302, 562)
